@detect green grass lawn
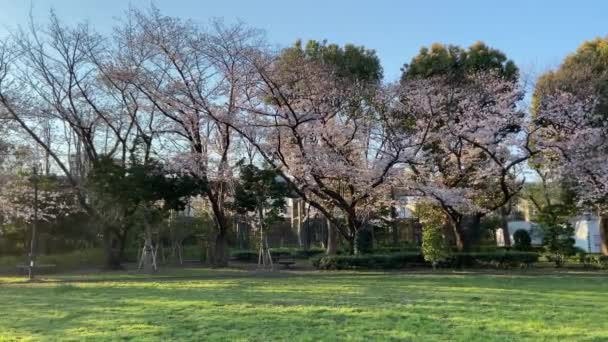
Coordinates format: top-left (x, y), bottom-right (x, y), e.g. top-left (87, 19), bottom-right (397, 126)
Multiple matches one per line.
top-left (1, 269), bottom-right (607, 341)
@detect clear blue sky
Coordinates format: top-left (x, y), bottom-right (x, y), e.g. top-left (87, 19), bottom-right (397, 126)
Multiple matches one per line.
top-left (0, 0), bottom-right (606, 81)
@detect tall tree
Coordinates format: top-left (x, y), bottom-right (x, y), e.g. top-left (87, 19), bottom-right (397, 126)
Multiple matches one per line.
top-left (398, 42), bottom-right (530, 251)
top-left (230, 163), bottom-right (287, 267)
top-left (398, 72), bottom-right (533, 251)
top-left (87, 156), bottom-right (205, 272)
top-left (239, 44), bottom-right (418, 254)
top-left (533, 36), bottom-right (608, 255)
top-left (111, 8), bottom-right (263, 265)
top-left (0, 13), bottom-right (154, 268)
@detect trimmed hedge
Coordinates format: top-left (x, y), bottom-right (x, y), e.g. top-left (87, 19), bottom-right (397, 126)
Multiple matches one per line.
top-left (312, 251), bottom-right (540, 270)
top-left (312, 252), bottom-right (425, 270)
top-left (375, 246), bottom-right (421, 253)
top-left (270, 247), bottom-right (325, 259)
top-left (444, 251), bottom-right (539, 268)
top-left (231, 247), bottom-right (325, 262)
top-left (230, 250), bottom-right (258, 262)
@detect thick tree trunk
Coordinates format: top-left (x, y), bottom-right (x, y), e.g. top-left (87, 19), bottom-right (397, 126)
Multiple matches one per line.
top-left (208, 193), bottom-right (231, 267)
top-left (102, 230), bottom-right (123, 270)
top-left (599, 212), bottom-right (608, 256)
top-left (326, 219), bottom-right (338, 255)
top-left (451, 222), bottom-right (465, 252)
top-left (213, 230), bottom-right (229, 267)
top-left (453, 215), bottom-right (482, 252)
top-left (347, 238), bottom-right (355, 255)
top-left (348, 216), bottom-right (363, 255)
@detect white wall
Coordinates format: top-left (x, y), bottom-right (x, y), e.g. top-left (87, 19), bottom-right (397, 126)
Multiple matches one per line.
top-left (572, 216), bottom-right (601, 253)
top-left (496, 221), bottom-right (543, 246)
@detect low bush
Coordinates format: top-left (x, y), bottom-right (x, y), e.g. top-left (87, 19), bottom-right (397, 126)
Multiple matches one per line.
top-left (269, 247), bottom-right (325, 259)
top-left (312, 252), bottom-right (425, 270)
top-left (513, 229), bottom-right (532, 251)
top-left (230, 250), bottom-right (258, 262)
top-left (0, 249), bottom-right (106, 272)
top-left (312, 250), bottom-right (540, 270)
top-left (232, 247), bottom-right (325, 262)
top-left (444, 251), bottom-right (539, 268)
top-left (578, 252), bottom-right (608, 269)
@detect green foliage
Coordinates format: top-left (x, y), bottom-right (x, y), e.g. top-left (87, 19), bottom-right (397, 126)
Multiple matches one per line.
top-left (283, 39), bottom-right (383, 83)
top-left (354, 226), bottom-right (374, 254)
top-left (312, 252), bottom-right (425, 270)
top-left (534, 36), bottom-right (608, 120)
top-left (535, 203), bottom-right (577, 267)
top-left (88, 157), bottom-right (206, 219)
top-left (231, 247), bottom-right (325, 262)
top-left (270, 247), bottom-right (325, 259)
top-left (230, 163), bottom-right (288, 227)
top-left (444, 251), bottom-right (539, 268)
top-left (402, 41), bottom-right (518, 82)
top-left (230, 249), bottom-right (259, 262)
top-left (416, 203), bottom-right (449, 266)
top-left (513, 229), bottom-right (532, 251)
top-left (578, 251), bottom-right (608, 269)
top-left (0, 249), bottom-right (105, 272)
top-left (311, 250), bottom-right (539, 270)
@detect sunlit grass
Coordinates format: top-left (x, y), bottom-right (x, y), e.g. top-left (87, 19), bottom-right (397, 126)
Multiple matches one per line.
top-left (1, 269), bottom-right (607, 341)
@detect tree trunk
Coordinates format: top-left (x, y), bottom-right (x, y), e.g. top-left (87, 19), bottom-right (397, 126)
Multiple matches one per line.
top-left (208, 193), bottom-right (231, 267)
top-left (599, 212), bottom-right (608, 256)
top-left (450, 222), bottom-right (466, 252)
top-left (347, 238), bottom-right (355, 255)
top-left (326, 219), bottom-right (338, 255)
top-left (391, 205), bottom-right (399, 245)
top-left (213, 230), bottom-right (229, 267)
top-left (102, 229), bottom-right (123, 270)
top-left (500, 213), bottom-right (511, 248)
top-left (453, 215), bottom-right (482, 252)
top-left (140, 212), bottom-right (157, 273)
top-left (292, 199), bottom-right (306, 248)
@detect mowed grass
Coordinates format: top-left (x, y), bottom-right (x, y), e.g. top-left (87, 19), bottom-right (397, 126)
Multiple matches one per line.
top-left (1, 269), bottom-right (607, 341)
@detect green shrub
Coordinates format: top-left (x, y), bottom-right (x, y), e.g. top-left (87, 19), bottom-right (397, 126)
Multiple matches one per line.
top-left (513, 229), bottom-right (532, 251)
top-left (230, 250), bottom-right (258, 262)
top-left (375, 245), bottom-right (421, 254)
top-left (312, 252), bottom-right (425, 270)
top-left (578, 252), bottom-right (608, 269)
top-left (416, 202), bottom-right (449, 268)
top-left (445, 251), bottom-right (539, 268)
top-left (354, 228), bottom-right (374, 254)
top-left (232, 247), bottom-right (325, 262)
top-left (312, 251), bottom-right (539, 270)
top-left (0, 249), bottom-right (106, 272)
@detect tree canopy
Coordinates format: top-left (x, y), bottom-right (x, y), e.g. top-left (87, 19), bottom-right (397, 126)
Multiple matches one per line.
top-left (280, 39), bottom-right (383, 83)
top-left (401, 41), bottom-right (518, 82)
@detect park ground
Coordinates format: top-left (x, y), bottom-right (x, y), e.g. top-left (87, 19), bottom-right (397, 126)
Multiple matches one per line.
top-left (1, 268), bottom-right (608, 341)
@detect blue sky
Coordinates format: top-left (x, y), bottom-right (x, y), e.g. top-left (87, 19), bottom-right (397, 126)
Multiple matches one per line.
top-left (0, 0), bottom-right (606, 81)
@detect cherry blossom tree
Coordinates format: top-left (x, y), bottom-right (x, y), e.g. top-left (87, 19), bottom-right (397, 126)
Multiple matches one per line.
top-left (110, 8), bottom-right (263, 265)
top-left (534, 88), bottom-right (608, 254)
top-left (237, 51), bottom-right (423, 254)
top-left (398, 72), bottom-right (535, 251)
top-left (0, 12), bottom-right (162, 268)
top-left (533, 37), bottom-right (608, 255)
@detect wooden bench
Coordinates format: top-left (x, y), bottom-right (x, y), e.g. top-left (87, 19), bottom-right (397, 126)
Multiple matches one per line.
top-left (277, 258), bottom-right (296, 269)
